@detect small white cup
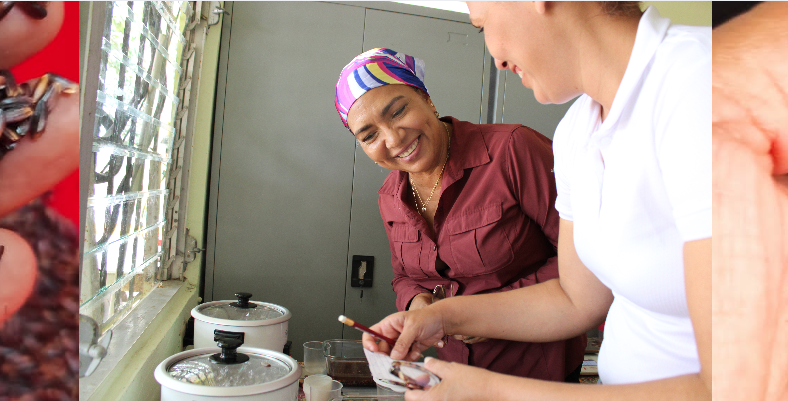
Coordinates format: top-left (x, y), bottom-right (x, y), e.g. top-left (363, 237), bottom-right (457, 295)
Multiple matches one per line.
top-left (303, 374), bottom-right (332, 401)
top-left (310, 379), bottom-right (343, 401)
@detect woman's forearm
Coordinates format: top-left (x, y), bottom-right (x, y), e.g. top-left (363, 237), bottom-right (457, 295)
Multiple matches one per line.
top-left (434, 278), bottom-right (601, 343)
top-left (435, 220), bottom-right (612, 343)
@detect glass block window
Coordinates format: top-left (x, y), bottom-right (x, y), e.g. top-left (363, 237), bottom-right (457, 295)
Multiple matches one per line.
top-left (80, 1), bottom-right (192, 333)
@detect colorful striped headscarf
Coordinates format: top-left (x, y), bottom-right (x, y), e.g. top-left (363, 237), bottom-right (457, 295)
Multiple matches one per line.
top-left (335, 48), bottom-right (428, 131)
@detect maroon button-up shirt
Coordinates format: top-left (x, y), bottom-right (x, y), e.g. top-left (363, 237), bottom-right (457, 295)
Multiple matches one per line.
top-left (378, 117), bottom-right (586, 381)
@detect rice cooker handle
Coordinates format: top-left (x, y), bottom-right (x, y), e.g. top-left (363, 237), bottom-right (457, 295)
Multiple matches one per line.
top-left (232, 292), bottom-right (258, 309)
top-left (210, 330), bottom-right (250, 364)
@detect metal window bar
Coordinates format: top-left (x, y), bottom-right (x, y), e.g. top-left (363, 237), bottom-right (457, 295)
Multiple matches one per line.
top-left (79, 1), bottom-right (198, 335)
top-left (166, 0), bottom-right (208, 281)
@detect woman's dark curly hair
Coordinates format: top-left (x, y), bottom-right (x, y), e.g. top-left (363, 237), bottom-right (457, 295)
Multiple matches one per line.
top-left (600, 1), bottom-right (642, 17)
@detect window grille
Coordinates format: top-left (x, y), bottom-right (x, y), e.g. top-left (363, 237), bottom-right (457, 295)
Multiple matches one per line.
top-left (79, 1), bottom-right (194, 333)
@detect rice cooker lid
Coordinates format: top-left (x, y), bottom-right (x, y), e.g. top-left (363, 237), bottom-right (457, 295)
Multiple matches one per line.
top-left (167, 348), bottom-right (292, 387)
top-left (199, 292), bottom-right (286, 321)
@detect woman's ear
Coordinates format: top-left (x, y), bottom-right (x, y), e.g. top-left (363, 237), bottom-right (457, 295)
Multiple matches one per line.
top-left (414, 88), bottom-right (435, 113)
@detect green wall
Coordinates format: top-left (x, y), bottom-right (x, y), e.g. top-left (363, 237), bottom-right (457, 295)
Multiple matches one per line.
top-left (642, 1), bottom-right (712, 26)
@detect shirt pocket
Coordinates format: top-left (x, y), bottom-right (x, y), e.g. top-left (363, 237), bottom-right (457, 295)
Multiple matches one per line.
top-left (445, 203), bottom-right (514, 276)
top-left (389, 222), bottom-right (426, 278)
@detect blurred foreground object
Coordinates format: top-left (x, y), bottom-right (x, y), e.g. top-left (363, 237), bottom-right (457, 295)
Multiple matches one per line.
top-left (0, 197), bottom-right (78, 399)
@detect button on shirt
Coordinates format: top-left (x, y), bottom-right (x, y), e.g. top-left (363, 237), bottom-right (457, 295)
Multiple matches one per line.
top-left (553, 7), bottom-right (711, 385)
top-left (378, 117), bottom-right (585, 381)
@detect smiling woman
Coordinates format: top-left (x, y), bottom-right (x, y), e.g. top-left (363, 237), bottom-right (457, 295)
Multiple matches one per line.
top-left (349, 85), bottom-right (450, 193)
top-left (335, 48), bottom-right (587, 383)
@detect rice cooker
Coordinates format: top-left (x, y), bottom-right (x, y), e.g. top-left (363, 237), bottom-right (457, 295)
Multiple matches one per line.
top-left (191, 292), bottom-right (291, 352)
top-left (155, 330), bottom-right (300, 400)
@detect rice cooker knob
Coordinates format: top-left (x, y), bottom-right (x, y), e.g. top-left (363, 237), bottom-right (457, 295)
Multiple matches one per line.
top-left (231, 292), bottom-right (258, 309)
top-left (211, 329), bottom-right (250, 364)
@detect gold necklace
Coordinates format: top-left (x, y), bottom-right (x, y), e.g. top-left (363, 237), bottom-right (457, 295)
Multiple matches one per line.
top-left (410, 122), bottom-right (451, 214)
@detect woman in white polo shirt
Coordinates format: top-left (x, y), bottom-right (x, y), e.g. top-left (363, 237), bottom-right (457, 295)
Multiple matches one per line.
top-left (361, 2), bottom-right (711, 400)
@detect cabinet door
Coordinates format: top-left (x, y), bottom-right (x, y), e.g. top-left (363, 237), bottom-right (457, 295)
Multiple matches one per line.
top-left (208, 2), bottom-right (365, 361)
top-left (342, 9), bottom-right (486, 338)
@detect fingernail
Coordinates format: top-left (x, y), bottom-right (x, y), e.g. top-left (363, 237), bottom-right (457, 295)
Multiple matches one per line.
top-left (424, 357), bottom-right (434, 363)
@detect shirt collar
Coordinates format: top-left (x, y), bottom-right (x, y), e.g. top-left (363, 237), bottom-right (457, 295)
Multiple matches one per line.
top-left (601, 6), bottom-right (671, 131)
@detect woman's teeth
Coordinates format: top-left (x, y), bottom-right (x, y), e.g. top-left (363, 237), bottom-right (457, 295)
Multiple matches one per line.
top-left (398, 138), bottom-right (418, 158)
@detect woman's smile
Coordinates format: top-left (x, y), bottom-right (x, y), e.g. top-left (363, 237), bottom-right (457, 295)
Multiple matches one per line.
top-left (513, 65), bottom-right (524, 79)
top-left (395, 136), bottom-right (420, 160)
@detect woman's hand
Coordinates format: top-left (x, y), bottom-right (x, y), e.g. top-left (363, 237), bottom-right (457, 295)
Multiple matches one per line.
top-left (0, 1), bottom-right (74, 327)
top-left (713, 3), bottom-right (788, 400)
top-left (453, 335), bottom-right (489, 344)
top-left (408, 292), bottom-right (434, 311)
top-left (409, 293), bottom-right (489, 344)
top-left (363, 306), bottom-right (448, 361)
top-left (404, 357), bottom-right (500, 401)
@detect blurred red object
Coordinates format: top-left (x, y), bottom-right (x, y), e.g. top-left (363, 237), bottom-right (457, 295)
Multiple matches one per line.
top-left (12, 2), bottom-right (79, 227)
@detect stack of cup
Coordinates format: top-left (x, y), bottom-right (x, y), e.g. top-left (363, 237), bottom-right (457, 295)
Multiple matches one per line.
top-left (303, 341), bottom-right (342, 401)
top-left (303, 374), bottom-right (343, 401)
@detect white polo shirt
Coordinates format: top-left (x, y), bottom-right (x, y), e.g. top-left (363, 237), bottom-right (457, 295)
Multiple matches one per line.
top-left (552, 7), bottom-right (710, 384)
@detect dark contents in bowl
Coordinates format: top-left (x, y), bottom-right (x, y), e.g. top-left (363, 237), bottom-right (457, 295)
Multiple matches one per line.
top-left (327, 358), bottom-right (375, 387)
top-left (0, 198), bottom-right (78, 400)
